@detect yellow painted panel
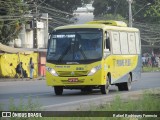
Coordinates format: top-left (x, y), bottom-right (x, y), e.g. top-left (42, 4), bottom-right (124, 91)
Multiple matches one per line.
top-left (46, 55), bottom-right (139, 86)
top-left (104, 55), bottom-right (138, 81)
top-left (46, 61), bottom-right (106, 86)
top-left (0, 53), bottom-right (38, 78)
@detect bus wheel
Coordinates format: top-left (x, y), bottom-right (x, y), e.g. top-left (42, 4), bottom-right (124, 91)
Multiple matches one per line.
top-left (117, 74), bottom-right (131, 91)
top-left (54, 86), bottom-right (63, 95)
top-left (100, 76), bottom-right (109, 94)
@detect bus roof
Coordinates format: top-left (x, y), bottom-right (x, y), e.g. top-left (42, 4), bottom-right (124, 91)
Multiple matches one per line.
top-left (55, 23), bottom-right (139, 32)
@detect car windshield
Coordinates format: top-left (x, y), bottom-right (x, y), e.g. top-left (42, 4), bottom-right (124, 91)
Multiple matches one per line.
top-left (47, 28), bottom-right (103, 64)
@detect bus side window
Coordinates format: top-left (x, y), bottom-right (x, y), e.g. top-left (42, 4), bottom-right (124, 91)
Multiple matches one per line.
top-left (104, 32), bottom-right (111, 58)
top-left (106, 33), bottom-right (110, 51)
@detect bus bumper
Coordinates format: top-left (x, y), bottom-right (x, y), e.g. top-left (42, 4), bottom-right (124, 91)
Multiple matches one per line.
top-left (46, 71), bottom-right (105, 86)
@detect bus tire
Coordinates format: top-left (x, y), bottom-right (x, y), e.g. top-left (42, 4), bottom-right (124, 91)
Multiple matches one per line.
top-left (100, 76), bottom-right (109, 94)
top-left (117, 74), bottom-right (131, 91)
top-left (54, 86), bottom-right (63, 95)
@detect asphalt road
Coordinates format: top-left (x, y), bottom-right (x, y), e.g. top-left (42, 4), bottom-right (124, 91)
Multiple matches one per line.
top-left (0, 72), bottom-right (160, 111)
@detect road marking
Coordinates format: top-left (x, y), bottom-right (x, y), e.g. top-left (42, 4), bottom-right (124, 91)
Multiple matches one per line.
top-left (41, 91), bottom-right (137, 109)
top-left (23, 92), bottom-right (53, 98)
top-left (42, 95), bottom-right (113, 109)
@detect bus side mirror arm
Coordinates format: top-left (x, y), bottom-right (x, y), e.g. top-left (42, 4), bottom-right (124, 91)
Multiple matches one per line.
top-left (103, 49), bottom-right (111, 58)
top-left (106, 38), bottom-right (110, 50)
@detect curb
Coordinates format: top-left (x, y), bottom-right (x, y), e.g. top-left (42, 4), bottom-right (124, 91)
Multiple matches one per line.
top-left (0, 77), bottom-right (45, 82)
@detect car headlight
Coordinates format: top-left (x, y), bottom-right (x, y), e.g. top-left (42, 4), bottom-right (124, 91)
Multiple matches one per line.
top-left (88, 65), bottom-right (101, 76)
top-left (46, 67), bottom-right (58, 76)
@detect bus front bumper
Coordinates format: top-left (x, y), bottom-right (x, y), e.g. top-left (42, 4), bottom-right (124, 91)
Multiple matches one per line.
top-left (46, 71), bottom-right (105, 86)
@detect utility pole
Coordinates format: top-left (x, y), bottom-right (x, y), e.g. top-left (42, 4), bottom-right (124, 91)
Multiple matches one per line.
top-left (33, 0), bottom-right (38, 48)
top-left (127, 0), bottom-right (133, 27)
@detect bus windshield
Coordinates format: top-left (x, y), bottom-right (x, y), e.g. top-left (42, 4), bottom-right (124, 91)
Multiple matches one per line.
top-left (47, 29), bottom-right (103, 64)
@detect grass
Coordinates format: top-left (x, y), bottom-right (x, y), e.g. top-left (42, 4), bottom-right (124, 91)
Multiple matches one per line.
top-left (86, 89), bottom-right (160, 120)
top-left (142, 66), bottom-right (160, 72)
top-left (8, 97), bottom-right (42, 111)
top-left (42, 90), bottom-right (160, 120)
top-left (1, 96), bottom-right (43, 120)
top-left (1, 90), bottom-right (159, 120)
top-left (44, 89), bottom-right (160, 120)
top-left (94, 90), bottom-right (160, 111)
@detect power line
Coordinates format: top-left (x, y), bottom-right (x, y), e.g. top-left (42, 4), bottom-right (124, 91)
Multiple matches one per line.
top-left (133, 21), bottom-right (160, 45)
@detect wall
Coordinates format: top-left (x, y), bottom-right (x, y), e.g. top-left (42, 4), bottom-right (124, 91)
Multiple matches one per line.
top-left (38, 52), bottom-right (46, 77)
top-left (13, 13), bottom-right (48, 49)
top-left (0, 53), bottom-right (38, 78)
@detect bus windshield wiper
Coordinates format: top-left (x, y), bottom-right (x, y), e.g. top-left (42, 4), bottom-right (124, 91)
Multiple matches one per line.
top-left (58, 45), bottom-right (71, 62)
top-left (79, 48), bottom-right (87, 60)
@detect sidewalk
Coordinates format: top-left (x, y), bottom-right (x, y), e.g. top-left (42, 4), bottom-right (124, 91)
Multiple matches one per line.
top-left (0, 76), bottom-right (45, 82)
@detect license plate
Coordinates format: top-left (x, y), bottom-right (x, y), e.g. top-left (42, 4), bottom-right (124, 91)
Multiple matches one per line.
top-left (68, 78), bottom-right (78, 82)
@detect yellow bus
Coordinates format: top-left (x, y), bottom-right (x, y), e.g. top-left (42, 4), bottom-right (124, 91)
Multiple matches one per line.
top-left (46, 20), bottom-right (141, 95)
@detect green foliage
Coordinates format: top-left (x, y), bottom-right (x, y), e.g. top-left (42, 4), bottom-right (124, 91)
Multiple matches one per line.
top-left (92, 0), bottom-right (108, 16)
top-left (95, 14), bottom-right (128, 24)
top-left (142, 66), bottom-right (160, 72)
top-left (133, 0), bottom-right (160, 23)
top-left (83, 0), bottom-right (93, 5)
top-left (0, 103), bottom-right (4, 111)
top-left (36, 90), bottom-right (160, 120)
top-left (0, 0), bottom-right (28, 45)
top-left (8, 96), bottom-right (42, 111)
top-left (93, 0), bottom-right (128, 18)
top-left (1, 91), bottom-right (159, 120)
top-left (0, 97), bottom-right (43, 120)
top-left (94, 91), bottom-right (160, 111)
top-left (93, 0), bottom-right (160, 50)
top-left (33, 0), bottom-right (93, 30)
top-left (93, 0), bottom-right (160, 23)
top-left (0, 0), bottom-right (94, 44)
top-left (43, 0), bottom-right (81, 13)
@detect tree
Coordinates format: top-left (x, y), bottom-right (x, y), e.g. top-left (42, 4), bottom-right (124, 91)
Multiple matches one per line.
top-left (92, 0), bottom-right (160, 54)
top-left (83, 0), bottom-right (93, 4)
top-left (131, 0), bottom-right (159, 23)
top-left (132, 0), bottom-right (160, 53)
top-left (0, 0), bottom-right (91, 44)
top-left (0, 0), bottom-right (27, 45)
top-left (93, 0), bottom-right (160, 23)
top-left (43, 0), bottom-right (92, 13)
top-left (95, 14), bottom-right (127, 23)
top-left (30, 0), bottom-right (92, 30)
top-left (92, 0), bottom-right (108, 16)
top-left (93, 0), bottom-right (128, 18)
top-left (43, 0), bottom-right (82, 13)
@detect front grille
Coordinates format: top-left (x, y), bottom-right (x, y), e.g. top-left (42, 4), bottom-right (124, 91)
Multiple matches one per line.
top-left (57, 71), bottom-right (88, 77)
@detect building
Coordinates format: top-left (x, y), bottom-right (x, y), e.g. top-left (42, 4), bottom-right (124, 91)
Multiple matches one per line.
top-left (74, 4), bottom-right (94, 24)
top-left (10, 13), bottom-right (49, 49)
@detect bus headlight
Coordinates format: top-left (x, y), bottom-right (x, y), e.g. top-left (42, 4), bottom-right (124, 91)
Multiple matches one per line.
top-left (88, 65), bottom-right (101, 76)
top-left (46, 67), bottom-right (58, 76)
